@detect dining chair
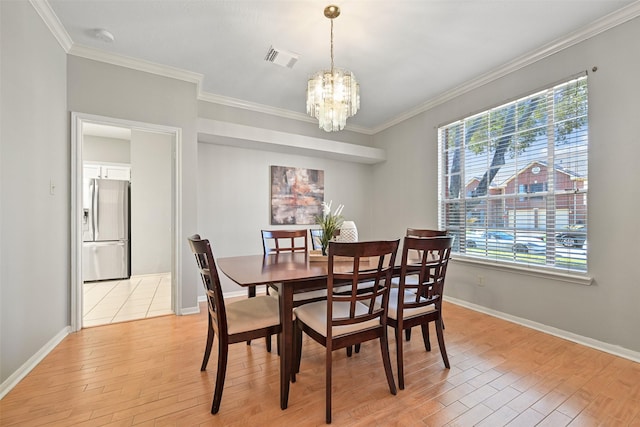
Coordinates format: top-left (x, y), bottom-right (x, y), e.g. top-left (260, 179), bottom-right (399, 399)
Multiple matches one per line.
top-left (257, 229), bottom-right (326, 351)
top-left (293, 239), bottom-right (400, 424)
top-left (248, 229), bottom-right (309, 299)
top-left (187, 234), bottom-right (282, 414)
top-left (406, 228), bottom-right (448, 238)
top-left (262, 229), bottom-right (309, 254)
top-left (262, 230), bottom-right (326, 308)
top-left (388, 235), bottom-right (453, 389)
top-left (401, 228), bottom-right (449, 341)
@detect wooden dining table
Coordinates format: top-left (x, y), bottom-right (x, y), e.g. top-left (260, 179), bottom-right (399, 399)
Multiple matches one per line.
top-left (216, 252), bottom-right (380, 410)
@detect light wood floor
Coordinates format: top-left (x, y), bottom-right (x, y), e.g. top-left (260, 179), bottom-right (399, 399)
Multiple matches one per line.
top-left (2, 300), bottom-right (639, 426)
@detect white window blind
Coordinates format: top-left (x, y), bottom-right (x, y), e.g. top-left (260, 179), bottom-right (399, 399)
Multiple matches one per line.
top-left (438, 76), bottom-right (588, 273)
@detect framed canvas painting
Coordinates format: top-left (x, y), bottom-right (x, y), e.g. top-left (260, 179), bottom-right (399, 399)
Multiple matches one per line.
top-left (270, 166), bottom-right (324, 224)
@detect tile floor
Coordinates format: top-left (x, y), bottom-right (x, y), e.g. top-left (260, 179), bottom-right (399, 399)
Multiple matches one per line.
top-left (83, 273), bottom-right (173, 327)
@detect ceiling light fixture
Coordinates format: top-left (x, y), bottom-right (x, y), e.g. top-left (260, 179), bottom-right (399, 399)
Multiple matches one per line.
top-left (306, 5), bottom-right (359, 132)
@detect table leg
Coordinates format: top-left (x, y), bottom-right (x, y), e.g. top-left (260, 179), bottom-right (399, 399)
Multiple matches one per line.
top-left (279, 282), bottom-right (294, 410)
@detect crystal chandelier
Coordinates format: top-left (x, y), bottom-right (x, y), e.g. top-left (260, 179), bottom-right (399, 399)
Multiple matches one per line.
top-left (306, 5), bottom-right (360, 132)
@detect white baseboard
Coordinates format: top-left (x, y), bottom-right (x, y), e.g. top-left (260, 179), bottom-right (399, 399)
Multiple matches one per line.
top-left (445, 296), bottom-right (640, 363)
top-left (0, 326), bottom-right (71, 400)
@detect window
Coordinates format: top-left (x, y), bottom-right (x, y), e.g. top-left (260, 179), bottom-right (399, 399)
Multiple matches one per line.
top-left (438, 76), bottom-right (588, 273)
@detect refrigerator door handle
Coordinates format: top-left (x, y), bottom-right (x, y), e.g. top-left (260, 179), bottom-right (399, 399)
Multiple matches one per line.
top-left (93, 179), bottom-right (99, 240)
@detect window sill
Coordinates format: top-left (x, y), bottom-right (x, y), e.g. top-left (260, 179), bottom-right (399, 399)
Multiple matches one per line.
top-left (451, 254), bottom-right (593, 286)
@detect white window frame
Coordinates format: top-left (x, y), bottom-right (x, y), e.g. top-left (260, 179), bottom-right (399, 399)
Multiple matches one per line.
top-left (437, 75), bottom-right (591, 284)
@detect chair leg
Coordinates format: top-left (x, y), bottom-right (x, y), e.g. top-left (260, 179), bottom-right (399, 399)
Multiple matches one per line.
top-left (325, 346), bottom-right (332, 424)
top-left (405, 328), bottom-right (412, 341)
top-left (395, 327), bottom-right (405, 390)
top-left (201, 316), bottom-right (215, 371)
top-left (345, 342), bottom-right (361, 357)
top-left (435, 318), bottom-right (450, 369)
top-left (379, 330), bottom-right (397, 396)
top-left (266, 334), bottom-right (272, 352)
top-left (421, 323), bottom-right (431, 352)
top-left (211, 339), bottom-right (229, 414)
top-left (293, 323), bottom-right (303, 380)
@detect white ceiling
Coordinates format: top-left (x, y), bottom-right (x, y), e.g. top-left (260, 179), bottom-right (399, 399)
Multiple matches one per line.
top-left (48, 0), bottom-right (639, 133)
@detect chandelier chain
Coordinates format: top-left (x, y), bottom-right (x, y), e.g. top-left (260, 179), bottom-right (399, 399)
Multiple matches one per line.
top-left (330, 18), bottom-right (334, 73)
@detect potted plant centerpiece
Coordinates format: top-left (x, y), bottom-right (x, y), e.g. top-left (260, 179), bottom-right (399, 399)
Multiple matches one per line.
top-left (316, 200), bottom-right (344, 256)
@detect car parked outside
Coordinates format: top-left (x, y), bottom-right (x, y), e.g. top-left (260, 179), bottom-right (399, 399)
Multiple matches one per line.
top-left (555, 225), bottom-right (587, 248)
top-left (465, 230), bottom-right (546, 254)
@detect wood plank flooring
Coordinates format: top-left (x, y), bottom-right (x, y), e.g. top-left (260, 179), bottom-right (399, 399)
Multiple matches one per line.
top-left (2, 300), bottom-right (639, 426)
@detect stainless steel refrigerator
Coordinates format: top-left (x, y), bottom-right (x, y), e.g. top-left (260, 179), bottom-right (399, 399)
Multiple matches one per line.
top-left (82, 178), bottom-right (130, 281)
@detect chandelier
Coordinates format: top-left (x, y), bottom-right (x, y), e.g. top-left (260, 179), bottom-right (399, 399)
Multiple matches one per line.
top-left (306, 5), bottom-right (360, 132)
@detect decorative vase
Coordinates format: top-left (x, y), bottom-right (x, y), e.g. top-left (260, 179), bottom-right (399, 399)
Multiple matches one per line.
top-left (339, 221), bottom-right (358, 242)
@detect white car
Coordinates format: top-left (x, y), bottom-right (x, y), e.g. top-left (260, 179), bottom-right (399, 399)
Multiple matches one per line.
top-left (465, 231), bottom-right (546, 254)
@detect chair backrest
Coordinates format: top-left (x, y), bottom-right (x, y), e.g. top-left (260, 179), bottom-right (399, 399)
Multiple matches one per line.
top-left (398, 236), bottom-right (453, 312)
top-left (405, 228), bottom-right (448, 260)
top-left (406, 228), bottom-right (447, 237)
top-left (187, 234), bottom-right (228, 335)
top-left (327, 240), bottom-right (400, 335)
top-left (309, 228), bottom-right (340, 250)
top-left (261, 229), bottom-right (308, 254)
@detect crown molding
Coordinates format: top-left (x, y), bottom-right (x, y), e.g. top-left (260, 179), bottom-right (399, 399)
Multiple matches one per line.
top-left (199, 91), bottom-right (316, 124)
top-left (67, 45), bottom-right (204, 90)
top-left (372, 1), bottom-right (640, 134)
top-left (29, 0), bottom-right (73, 51)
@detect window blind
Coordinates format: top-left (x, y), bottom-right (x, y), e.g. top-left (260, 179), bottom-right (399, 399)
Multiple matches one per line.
top-left (438, 76), bottom-right (588, 273)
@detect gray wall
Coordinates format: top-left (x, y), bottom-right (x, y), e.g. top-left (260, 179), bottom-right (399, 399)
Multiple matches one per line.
top-left (130, 130), bottom-right (172, 275)
top-left (196, 142), bottom-right (374, 294)
top-left (371, 16), bottom-right (640, 354)
top-left (1, 1), bottom-right (69, 384)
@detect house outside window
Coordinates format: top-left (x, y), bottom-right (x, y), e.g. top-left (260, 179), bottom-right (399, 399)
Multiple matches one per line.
top-left (438, 75), bottom-right (588, 273)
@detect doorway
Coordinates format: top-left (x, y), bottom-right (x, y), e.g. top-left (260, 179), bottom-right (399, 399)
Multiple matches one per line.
top-left (71, 113), bottom-right (182, 331)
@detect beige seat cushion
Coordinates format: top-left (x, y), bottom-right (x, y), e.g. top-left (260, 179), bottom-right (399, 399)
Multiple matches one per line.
top-left (294, 300), bottom-right (380, 337)
top-left (375, 288), bottom-right (436, 321)
top-left (226, 295), bottom-right (280, 335)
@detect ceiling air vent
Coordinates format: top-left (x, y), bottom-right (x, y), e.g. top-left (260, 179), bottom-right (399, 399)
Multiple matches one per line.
top-left (264, 46), bottom-right (299, 69)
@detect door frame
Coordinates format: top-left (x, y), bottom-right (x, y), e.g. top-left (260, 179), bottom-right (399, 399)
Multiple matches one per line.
top-left (71, 112), bottom-right (183, 332)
